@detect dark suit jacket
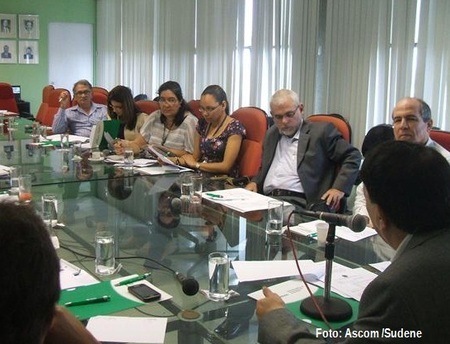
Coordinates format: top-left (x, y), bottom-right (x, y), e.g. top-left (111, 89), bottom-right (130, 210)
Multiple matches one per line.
top-left (258, 227), bottom-right (450, 343)
top-left (254, 120), bottom-right (361, 204)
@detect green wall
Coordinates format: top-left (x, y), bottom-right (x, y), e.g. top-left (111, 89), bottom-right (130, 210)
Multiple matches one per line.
top-left (0, 0), bottom-right (96, 115)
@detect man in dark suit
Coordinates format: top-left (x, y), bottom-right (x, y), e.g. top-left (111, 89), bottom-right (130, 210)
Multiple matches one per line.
top-left (246, 89), bottom-right (361, 210)
top-left (256, 141), bottom-right (450, 343)
top-left (1, 44), bottom-right (11, 58)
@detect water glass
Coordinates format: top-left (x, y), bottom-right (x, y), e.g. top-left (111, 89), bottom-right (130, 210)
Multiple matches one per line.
top-left (18, 174), bottom-right (32, 203)
top-left (266, 200), bottom-right (284, 235)
top-left (123, 148), bottom-right (134, 168)
top-left (190, 174), bottom-right (203, 204)
top-left (42, 193), bottom-right (58, 228)
top-left (208, 252), bottom-right (230, 301)
top-left (95, 231), bottom-right (115, 276)
top-left (180, 172), bottom-right (193, 213)
top-left (316, 222), bottom-right (329, 247)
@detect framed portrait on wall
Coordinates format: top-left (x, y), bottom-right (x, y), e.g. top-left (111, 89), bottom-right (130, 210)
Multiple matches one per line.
top-left (19, 14), bottom-right (39, 39)
top-left (18, 40), bottom-right (38, 64)
top-left (0, 40), bottom-right (16, 64)
top-left (0, 14), bottom-right (17, 39)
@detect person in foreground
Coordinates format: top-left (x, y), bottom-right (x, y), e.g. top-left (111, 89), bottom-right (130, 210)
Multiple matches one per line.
top-left (246, 89), bottom-right (361, 210)
top-left (0, 201), bottom-right (98, 344)
top-left (256, 140), bottom-right (450, 343)
top-left (52, 79), bottom-right (108, 137)
top-left (353, 97), bottom-right (450, 224)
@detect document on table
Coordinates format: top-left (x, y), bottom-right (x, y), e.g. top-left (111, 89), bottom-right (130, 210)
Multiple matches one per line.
top-left (288, 220), bottom-right (377, 242)
top-left (136, 165), bottom-right (191, 175)
top-left (0, 164), bottom-right (10, 176)
top-left (308, 262), bottom-right (378, 301)
top-left (59, 259), bottom-right (99, 290)
top-left (370, 260), bottom-right (391, 272)
top-left (248, 279), bottom-right (318, 304)
top-left (87, 316), bottom-right (167, 343)
top-left (231, 260), bottom-right (325, 282)
top-left (202, 188), bottom-right (284, 213)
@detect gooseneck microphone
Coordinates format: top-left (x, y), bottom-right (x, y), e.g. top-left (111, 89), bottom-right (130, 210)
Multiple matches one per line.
top-left (175, 272), bottom-right (200, 296)
top-left (298, 209), bottom-right (367, 232)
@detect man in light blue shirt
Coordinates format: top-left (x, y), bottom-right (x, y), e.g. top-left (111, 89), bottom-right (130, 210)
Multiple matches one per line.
top-left (52, 79), bottom-right (108, 137)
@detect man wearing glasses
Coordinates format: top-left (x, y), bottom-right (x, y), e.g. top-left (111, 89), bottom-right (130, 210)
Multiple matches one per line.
top-left (246, 89), bottom-right (361, 210)
top-left (52, 79), bottom-right (108, 137)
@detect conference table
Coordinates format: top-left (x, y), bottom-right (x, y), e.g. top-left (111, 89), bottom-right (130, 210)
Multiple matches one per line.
top-left (0, 118), bottom-right (390, 343)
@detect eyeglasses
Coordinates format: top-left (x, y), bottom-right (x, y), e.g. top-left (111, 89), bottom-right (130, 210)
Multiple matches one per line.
top-left (271, 105), bottom-right (299, 121)
top-left (158, 97), bottom-right (179, 105)
top-left (75, 90), bottom-right (91, 96)
top-left (199, 104), bottom-right (221, 114)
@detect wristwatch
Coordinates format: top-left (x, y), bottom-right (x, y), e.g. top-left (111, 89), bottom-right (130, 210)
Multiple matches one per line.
top-left (195, 162), bottom-right (200, 170)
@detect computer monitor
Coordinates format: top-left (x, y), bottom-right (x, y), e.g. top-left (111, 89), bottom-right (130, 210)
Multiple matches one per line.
top-left (11, 85), bottom-right (21, 101)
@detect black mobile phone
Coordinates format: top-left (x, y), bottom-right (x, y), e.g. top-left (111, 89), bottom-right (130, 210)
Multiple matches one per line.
top-left (128, 283), bottom-right (161, 302)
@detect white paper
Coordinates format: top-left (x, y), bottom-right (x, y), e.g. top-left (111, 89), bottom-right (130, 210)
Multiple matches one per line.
top-left (45, 134), bottom-right (90, 143)
top-left (231, 260), bottom-right (325, 282)
top-left (0, 164), bottom-right (10, 176)
top-left (111, 277), bottom-right (173, 303)
top-left (288, 219), bottom-right (377, 242)
top-left (370, 261), bottom-right (391, 272)
top-left (202, 188), bottom-right (287, 213)
top-left (136, 165), bottom-right (191, 175)
top-left (248, 279), bottom-right (318, 304)
top-left (59, 259), bottom-right (99, 290)
top-left (87, 316), bottom-right (167, 343)
top-left (148, 146), bottom-right (178, 166)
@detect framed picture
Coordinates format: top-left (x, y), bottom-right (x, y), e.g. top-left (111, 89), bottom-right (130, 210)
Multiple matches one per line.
top-left (0, 40), bottom-right (16, 63)
top-left (19, 14), bottom-right (39, 39)
top-left (18, 40), bottom-right (38, 64)
top-left (0, 14), bottom-right (17, 39)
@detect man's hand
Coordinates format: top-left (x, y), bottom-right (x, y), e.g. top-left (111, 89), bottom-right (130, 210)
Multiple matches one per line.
top-left (256, 286), bottom-right (285, 320)
top-left (321, 188), bottom-right (344, 210)
top-left (59, 91), bottom-right (70, 109)
top-left (245, 181), bottom-right (258, 192)
top-left (44, 306), bottom-right (99, 344)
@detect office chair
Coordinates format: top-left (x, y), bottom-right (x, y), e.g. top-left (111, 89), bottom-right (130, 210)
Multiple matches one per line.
top-left (230, 107), bottom-right (269, 178)
top-left (135, 100), bottom-right (160, 115)
top-left (0, 82), bottom-right (19, 113)
top-left (40, 88), bottom-right (72, 127)
top-left (35, 85), bottom-right (55, 124)
top-left (187, 99), bottom-right (203, 120)
top-left (430, 129), bottom-right (450, 151)
top-left (307, 113), bottom-right (352, 143)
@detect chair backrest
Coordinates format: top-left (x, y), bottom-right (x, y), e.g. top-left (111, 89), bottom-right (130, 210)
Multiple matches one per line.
top-left (230, 107), bottom-right (269, 177)
top-left (307, 113), bottom-right (352, 143)
top-left (40, 88), bottom-right (71, 127)
top-left (0, 82), bottom-right (19, 113)
top-left (187, 99), bottom-right (203, 120)
top-left (92, 86), bottom-right (108, 97)
top-left (35, 85), bottom-right (55, 123)
top-left (430, 129), bottom-right (450, 151)
top-left (135, 100), bottom-right (160, 115)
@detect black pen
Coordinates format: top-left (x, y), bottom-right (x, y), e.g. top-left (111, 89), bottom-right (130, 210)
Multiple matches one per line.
top-left (64, 295), bottom-right (111, 307)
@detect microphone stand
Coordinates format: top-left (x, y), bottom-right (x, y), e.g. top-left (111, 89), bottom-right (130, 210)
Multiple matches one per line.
top-left (300, 223), bottom-right (353, 322)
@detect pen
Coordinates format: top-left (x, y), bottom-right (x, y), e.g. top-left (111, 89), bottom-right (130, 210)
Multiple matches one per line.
top-left (206, 193), bottom-right (223, 198)
top-left (114, 272), bottom-right (152, 286)
top-left (64, 295), bottom-right (110, 307)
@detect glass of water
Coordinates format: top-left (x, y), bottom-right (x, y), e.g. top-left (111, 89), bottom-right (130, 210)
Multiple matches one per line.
top-left (42, 193), bottom-right (58, 229)
top-left (95, 231), bottom-right (115, 276)
top-left (208, 252), bottom-right (230, 301)
top-left (266, 200), bottom-right (284, 235)
top-left (123, 148), bottom-right (134, 168)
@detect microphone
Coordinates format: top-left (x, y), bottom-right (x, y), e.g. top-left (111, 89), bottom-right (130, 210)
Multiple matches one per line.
top-left (175, 272), bottom-right (199, 296)
top-left (298, 209), bottom-right (367, 232)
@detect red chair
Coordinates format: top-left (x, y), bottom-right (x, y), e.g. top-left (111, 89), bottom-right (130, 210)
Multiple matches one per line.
top-left (35, 85), bottom-right (55, 124)
top-left (230, 107), bottom-right (269, 178)
top-left (187, 99), bottom-right (203, 120)
top-left (135, 100), bottom-right (160, 115)
top-left (307, 113), bottom-right (352, 143)
top-left (40, 88), bottom-right (72, 127)
top-left (0, 82), bottom-right (19, 113)
top-left (430, 129), bottom-right (450, 151)
top-left (92, 86), bottom-right (108, 105)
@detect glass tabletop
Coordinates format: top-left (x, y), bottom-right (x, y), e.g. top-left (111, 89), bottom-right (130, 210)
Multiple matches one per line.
top-left (1, 126), bottom-right (390, 343)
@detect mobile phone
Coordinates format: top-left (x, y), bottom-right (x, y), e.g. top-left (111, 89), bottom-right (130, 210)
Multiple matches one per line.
top-left (128, 283), bottom-right (161, 302)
